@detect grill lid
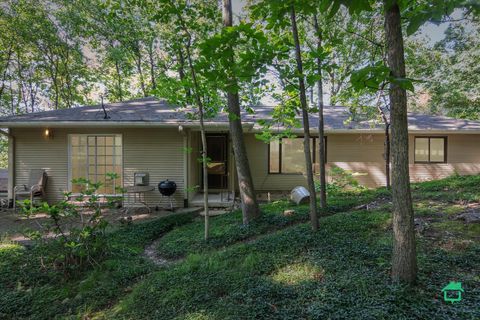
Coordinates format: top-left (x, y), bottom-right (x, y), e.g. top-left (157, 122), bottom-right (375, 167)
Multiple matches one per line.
top-left (158, 179), bottom-right (176, 196)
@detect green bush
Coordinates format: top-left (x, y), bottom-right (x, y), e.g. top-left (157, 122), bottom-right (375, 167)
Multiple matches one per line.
top-left (316, 165), bottom-right (365, 195)
top-left (17, 175), bottom-right (121, 277)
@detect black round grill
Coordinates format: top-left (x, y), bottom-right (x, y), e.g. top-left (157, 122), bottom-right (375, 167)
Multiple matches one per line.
top-left (158, 179), bottom-right (176, 197)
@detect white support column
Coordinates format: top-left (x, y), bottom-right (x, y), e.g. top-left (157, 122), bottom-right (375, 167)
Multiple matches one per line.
top-left (181, 127), bottom-right (189, 207)
top-left (7, 129), bottom-right (15, 203)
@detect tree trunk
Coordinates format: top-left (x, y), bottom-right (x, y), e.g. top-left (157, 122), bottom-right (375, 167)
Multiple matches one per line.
top-left (148, 39), bottom-right (157, 90)
top-left (0, 45), bottom-right (13, 102)
top-left (184, 41), bottom-right (210, 240)
top-left (384, 0), bottom-right (417, 284)
top-left (314, 15), bottom-right (327, 209)
top-left (385, 123), bottom-right (391, 189)
top-left (115, 60), bottom-right (123, 101)
top-left (177, 48), bottom-right (190, 98)
top-left (135, 54), bottom-right (147, 97)
top-left (290, 6), bottom-right (319, 231)
top-left (223, 0), bottom-right (261, 224)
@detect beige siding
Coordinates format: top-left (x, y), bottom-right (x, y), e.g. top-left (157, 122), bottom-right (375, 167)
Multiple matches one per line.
top-left (245, 133), bottom-right (312, 190)
top-left (409, 134), bottom-right (480, 182)
top-left (327, 134), bottom-right (386, 187)
top-left (246, 133), bottom-right (387, 189)
top-left (246, 133), bottom-right (480, 189)
top-left (13, 128), bottom-right (68, 203)
top-left (13, 128), bottom-right (186, 207)
top-left (12, 128), bottom-right (480, 202)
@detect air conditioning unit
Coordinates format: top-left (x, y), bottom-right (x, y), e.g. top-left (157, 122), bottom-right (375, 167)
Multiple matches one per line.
top-left (134, 172), bottom-right (149, 186)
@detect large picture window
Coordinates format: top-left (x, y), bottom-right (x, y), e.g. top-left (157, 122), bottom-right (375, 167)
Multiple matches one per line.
top-left (268, 137), bottom-right (327, 174)
top-left (414, 137), bottom-right (447, 163)
top-left (69, 134), bottom-right (123, 194)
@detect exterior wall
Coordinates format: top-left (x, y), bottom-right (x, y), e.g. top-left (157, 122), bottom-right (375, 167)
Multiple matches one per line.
top-left (246, 132), bottom-right (480, 190)
top-left (12, 128), bottom-right (480, 204)
top-left (12, 127), bottom-right (186, 207)
top-left (245, 133), bottom-right (387, 189)
top-left (409, 134), bottom-right (480, 182)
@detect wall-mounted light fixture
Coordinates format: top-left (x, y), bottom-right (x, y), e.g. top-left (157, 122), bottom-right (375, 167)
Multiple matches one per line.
top-left (44, 128), bottom-right (53, 139)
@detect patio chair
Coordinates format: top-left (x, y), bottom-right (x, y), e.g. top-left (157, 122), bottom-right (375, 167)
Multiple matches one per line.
top-left (13, 169), bottom-right (48, 210)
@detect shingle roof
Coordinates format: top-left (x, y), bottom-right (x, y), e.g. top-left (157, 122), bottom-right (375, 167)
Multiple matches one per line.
top-left (1, 96), bottom-right (480, 132)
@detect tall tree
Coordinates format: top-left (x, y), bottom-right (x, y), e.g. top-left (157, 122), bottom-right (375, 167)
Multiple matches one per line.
top-left (289, 4), bottom-right (318, 230)
top-left (384, 0), bottom-right (416, 284)
top-left (313, 14), bottom-right (326, 209)
top-left (152, 0), bottom-right (223, 239)
top-left (222, 0), bottom-right (261, 224)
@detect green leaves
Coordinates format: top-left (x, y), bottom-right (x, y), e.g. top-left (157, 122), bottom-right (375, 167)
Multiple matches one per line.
top-left (404, 0), bottom-right (480, 36)
top-left (197, 22), bottom-right (275, 94)
top-left (350, 62), bottom-right (416, 92)
top-left (350, 63), bottom-right (390, 91)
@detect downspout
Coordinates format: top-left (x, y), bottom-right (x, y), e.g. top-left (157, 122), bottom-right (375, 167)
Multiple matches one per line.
top-left (0, 129), bottom-right (14, 206)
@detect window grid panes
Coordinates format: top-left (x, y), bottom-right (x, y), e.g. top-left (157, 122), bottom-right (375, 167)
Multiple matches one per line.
top-left (70, 135), bottom-right (122, 194)
top-left (414, 137), bottom-right (446, 163)
top-left (269, 137), bottom-right (326, 174)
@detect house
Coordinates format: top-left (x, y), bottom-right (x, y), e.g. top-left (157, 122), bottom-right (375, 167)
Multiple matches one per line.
top-left (1, 96), bottom-right (480, 208)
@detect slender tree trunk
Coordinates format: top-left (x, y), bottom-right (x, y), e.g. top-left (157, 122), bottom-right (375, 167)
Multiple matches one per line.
top-left (290, 6), bottom-right (319, 231)
top-left (384, 0), bottom-right (416, 284)
top-left (115, 60), bottom-right (123, 101)
top-left (177, 48), bottom-right (191, 98)
top-left (384, 123), bottom-right (391, 188)
top-left (314, 15), bottom-right (327, 209)
top-left (148, 40), bottom-right (157, 90)
top-left (135, 53), bottom-right (147, 97)
top-left (177, 22), bottom-right (210, 239)
top-left (376, 87), bottom-right (391, 189)
top-left (223, 0), bottom-right (261, 224)
top-left (185, 45), bottom-right (209, 239)
top-left (0, 45), bottom-right (13, 101)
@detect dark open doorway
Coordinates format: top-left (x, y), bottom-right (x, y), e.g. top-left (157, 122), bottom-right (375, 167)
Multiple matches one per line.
top-left (203, 134), bottom-right (228, 189)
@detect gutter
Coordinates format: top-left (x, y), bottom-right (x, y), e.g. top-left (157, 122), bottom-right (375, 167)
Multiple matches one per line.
top-left (0, 121), bottom-right (255, 131)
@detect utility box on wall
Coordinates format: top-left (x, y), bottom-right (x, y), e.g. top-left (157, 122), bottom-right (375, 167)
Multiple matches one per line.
top-left (134, 172), bottom-right (149, 186)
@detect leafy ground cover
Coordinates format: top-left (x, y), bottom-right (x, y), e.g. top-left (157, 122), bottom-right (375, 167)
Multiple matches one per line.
top-left (156, 188), bottom-right (389, 259)
top-left (1, 175), bottom-right (479, 319)
top-left (0, 212), bottom-right (196, 319)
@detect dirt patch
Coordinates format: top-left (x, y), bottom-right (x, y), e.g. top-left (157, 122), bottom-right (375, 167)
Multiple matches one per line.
top-left (354, 197), bottom-right (391, 211)
top-left (143, 236), bottom-right (185, 267)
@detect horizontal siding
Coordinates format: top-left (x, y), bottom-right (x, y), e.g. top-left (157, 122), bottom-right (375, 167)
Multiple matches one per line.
top-left (246, 133), bottom-right (387, 189)
top-left (409, 134), bottom-right (480, 182)
top-left (13, 128), bottom-right (186, 207)
top-left (13, 128), bottom-right (68, 203)
top-left (12, 128), bottom-right (480, 200)
top-left (247, 133), bottom-right (480, 189)
top-left (123, 128), bottom-right (185, 208)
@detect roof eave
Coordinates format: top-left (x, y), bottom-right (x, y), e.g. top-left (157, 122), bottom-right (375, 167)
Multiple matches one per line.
top-left (1, 121), bottom-right (479, 134)
top-left (0, 121), bottom-right (255, 130)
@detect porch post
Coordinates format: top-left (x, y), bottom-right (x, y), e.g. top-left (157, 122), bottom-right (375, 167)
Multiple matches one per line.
top-left (182, 128), bottom-right (189, 207)
top-left (7, 129), bottom-right (15, 205)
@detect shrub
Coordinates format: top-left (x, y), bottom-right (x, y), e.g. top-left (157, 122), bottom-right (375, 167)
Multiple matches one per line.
top-left (316, 165), bottom-right (365, 194)
top-left (18, 175), bottom-right (121, 277)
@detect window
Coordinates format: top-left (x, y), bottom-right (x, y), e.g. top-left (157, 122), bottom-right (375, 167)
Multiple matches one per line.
top-left (414, 137), bottom-right (447, 163)
top-left (70, 134), bottom-right (123, 194)
top-left (268, 137), bottom-right (327, 174)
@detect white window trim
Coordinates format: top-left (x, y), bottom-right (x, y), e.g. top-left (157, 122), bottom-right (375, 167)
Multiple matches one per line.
top-left (67, 133), bottom-right (124, 196)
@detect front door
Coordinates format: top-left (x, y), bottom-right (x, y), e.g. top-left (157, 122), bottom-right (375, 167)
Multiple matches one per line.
top-left (204, 135), bottom-right (228, 189)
